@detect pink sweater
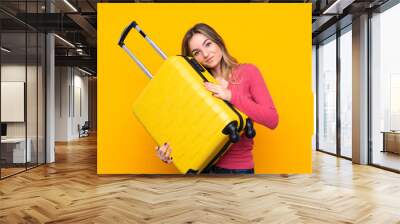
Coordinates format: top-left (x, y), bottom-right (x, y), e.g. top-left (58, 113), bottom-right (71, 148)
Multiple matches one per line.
top-left (215, 64), bottom-right (279, 169)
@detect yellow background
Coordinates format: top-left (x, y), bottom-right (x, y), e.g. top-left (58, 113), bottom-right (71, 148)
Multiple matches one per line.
top-left (98, 3), bottom-right (313, 174)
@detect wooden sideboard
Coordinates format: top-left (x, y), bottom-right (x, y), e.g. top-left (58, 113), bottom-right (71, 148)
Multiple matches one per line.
top-left (382, 131), bottom-right (400, 154)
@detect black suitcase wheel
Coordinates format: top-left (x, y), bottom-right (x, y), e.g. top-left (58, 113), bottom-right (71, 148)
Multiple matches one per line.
top-left (222, 121), bottom-right (240, 143)
top-left (245, 118), bottom-right (256, 139)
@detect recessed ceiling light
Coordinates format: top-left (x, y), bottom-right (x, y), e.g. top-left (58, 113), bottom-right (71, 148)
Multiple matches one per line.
top-left (78, 67), bottom-right (93, 76)
top-left (63, 0), bottom-right (78, 12)
top-left (1, 47), bottom-right (11, 53)
top-left (322, 0), bottom-right (355, 15)
top-left (54, 34), bottom-right (75, 48)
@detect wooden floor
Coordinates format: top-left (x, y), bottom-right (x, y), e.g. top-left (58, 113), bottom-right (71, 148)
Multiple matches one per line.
top-left (0, 167), bottom-right (26, 178)
top-left (1, 135), bottom-right (400, 223)
top-left (1, 163), bottom-right (45, 178)
top-left (373, 150), bottom-right (400, 171)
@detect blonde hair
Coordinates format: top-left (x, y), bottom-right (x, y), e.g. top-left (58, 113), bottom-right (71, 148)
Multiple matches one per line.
top-left (181, 23), bottom-right (238, 80)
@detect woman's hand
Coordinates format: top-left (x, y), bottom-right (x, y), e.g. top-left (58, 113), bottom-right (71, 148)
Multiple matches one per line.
top-left (204, 77), bottom-right (231, 101)
top-left (155, 143), bottom-right (172, 164)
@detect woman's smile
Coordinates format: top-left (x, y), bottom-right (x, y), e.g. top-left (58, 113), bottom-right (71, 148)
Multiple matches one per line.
top-left (205, 56), bottom-right (214, 64)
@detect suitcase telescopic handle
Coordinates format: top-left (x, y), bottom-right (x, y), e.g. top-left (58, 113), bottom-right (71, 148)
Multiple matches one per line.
top-left (118, 21), bottom-right (138, 47)
top-left (118, 21), bottom-right (168, 79)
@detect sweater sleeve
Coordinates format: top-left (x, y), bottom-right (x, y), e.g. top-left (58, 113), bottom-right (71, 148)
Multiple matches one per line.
top-left (230, 64), bottom-right (279, 129)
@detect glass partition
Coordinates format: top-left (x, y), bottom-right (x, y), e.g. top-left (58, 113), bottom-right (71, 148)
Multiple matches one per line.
top-left (371, 3), bottom-right (400, 171)
top-left (0, 1), bottom-right (46, 179)
top-left (317, 35), bottom-right (337, 155)
top-left (339, 27), bottom-right (352, 158)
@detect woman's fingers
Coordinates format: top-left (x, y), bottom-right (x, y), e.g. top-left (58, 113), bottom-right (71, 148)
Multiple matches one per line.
top-left (165, 144), bottom-right (172, 163)
top-left (204, 82), bottom-right (219, 92)
top-left (156, 143), bottom-right (173, 163)
top-left (204, 82), bottom-right (231, 101)
top-left (213, 93), bottom-right (222, 99)
top-left (156, 144), bottom-right (166, 160)
top-left (204, 82), bottom-right (215, 88)
top-left (205, 83), bottom-right (223, 98)
top-left (215, 77), bottom-right (229, 88)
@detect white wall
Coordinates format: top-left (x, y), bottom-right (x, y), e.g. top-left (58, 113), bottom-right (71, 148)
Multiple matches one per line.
top-left (55, 67), bottom-right (69, 141)
top-left (73, 72), bottom-right (89, 137)
top-left (55, 67), bottom-right (89, 141)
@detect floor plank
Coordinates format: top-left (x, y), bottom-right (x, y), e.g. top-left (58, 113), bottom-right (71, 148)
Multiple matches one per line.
top-left (1, 134), bottom-right (400, 223)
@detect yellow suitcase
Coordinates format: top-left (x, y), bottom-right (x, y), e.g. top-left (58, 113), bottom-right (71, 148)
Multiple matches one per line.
top-left (118, 21), bottom-right (255, 174)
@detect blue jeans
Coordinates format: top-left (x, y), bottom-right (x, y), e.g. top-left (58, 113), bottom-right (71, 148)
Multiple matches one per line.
top-left (203, 166), bottom-right (254, 174)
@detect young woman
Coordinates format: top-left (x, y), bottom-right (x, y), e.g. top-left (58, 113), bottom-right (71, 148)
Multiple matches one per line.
top-left (156, 23), bottom-right (279, 174)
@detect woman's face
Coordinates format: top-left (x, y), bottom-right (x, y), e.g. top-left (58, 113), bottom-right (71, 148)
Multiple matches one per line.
top-left (188, 33), bottom-right (223, 69)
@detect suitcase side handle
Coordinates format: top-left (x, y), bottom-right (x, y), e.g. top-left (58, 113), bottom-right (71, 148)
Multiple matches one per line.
top-left (118, 21), bottom-right (168, 79)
